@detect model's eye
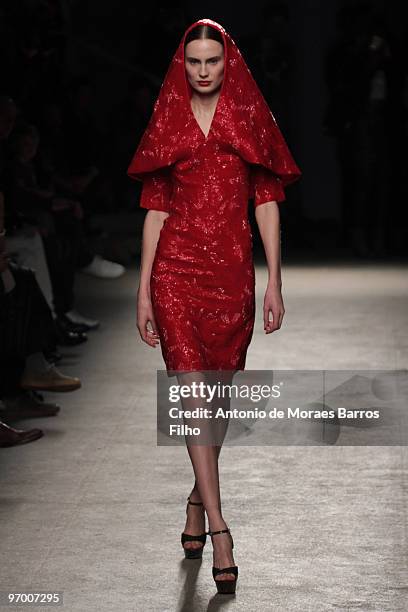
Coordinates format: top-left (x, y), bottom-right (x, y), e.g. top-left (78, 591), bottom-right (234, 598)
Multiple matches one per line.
top-left (188, 59), bottom-right (199, 64)
top-left (208, 59), bottom-right (218, 64)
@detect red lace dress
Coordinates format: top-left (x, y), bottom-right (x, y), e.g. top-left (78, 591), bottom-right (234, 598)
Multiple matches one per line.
top-left (128, 18), bottom-right (301, 374)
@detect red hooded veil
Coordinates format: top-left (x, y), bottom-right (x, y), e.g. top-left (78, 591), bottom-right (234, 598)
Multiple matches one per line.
top-left (127, 18), bottom-right (301, 199)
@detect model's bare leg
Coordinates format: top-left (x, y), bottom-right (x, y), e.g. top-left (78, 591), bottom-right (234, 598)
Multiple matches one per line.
top-left (178, 369), bottom-right (236, 580)
top-left (178, 370), bottom-right (218, 551)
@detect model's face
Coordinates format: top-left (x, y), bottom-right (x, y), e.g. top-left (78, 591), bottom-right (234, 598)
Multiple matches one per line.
top-left (184, 39), bottom-right (224, 94)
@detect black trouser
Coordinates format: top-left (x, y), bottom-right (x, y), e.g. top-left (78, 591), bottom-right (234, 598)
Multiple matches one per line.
top-left (42, 209), bottom-right (94, 316)
top-left (0, 263), bottom-right (56, 396)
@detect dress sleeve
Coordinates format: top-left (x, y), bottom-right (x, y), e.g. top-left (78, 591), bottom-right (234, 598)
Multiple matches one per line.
top-left (139, 167), bottom-right (173, 212)
top-left (249, 165), bottom-right (286, 207)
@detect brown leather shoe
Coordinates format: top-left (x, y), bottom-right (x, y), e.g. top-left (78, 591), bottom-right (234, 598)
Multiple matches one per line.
top-left (1, 391), bottom-right (61, 422)
top-left (0, 421), bottom-right (43, 447)
top-left (20, 365), bottom-right (81, 393)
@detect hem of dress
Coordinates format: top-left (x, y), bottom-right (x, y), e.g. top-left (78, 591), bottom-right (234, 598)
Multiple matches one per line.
top-left (164, 366), bottom-right (245, 378)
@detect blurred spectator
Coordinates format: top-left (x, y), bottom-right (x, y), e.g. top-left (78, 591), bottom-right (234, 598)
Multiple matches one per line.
top-left (0, 190), bottom-right (74, 447)
top-left (0, 261), bottom-right (82, 394)
top-left (108, 77), bottom-right (155, 210)
top-left (36, 101), bottom-right (97, 201)
top-left (0, 96), bottom-right (87, 344)
top-left (5, 121), bottom-right (124, 334)
top-left (324, 2), bottom-right (400, 257)
top-left (62, 76), bottom-right (116, 214)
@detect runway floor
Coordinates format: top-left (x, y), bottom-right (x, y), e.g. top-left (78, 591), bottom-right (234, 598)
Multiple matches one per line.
top-left (1, 261), bottom-right (407, 611)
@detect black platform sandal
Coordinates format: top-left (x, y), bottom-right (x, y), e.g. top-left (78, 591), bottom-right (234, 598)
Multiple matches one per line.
top-left (181, 496), bottom-right (207, 559)
top-left (207, 527), bottom-right (238, 594)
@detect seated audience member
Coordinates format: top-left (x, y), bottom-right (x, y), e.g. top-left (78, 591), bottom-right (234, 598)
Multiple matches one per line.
top-left (6, 122), bottom-right (125, 333)
top-left (1, 204), bottom-right (82, 397)
top-left (0, 96), bottom-right (89, 342)
top-left (0, 201), bottom-right (71, 444)
top-left (62, 76), bottom-right (117, 216)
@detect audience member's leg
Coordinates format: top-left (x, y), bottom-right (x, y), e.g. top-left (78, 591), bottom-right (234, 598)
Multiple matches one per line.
top-left (1, 264), bottom-right (81, 392)
top-left (42, 210), bottom-right (100, 332)
top-left (42, 211), bottom-right (78, 317)
top-left (76, 216), bottom-right (95, 269)
top-left (5, 225), bottom-right (55, 315)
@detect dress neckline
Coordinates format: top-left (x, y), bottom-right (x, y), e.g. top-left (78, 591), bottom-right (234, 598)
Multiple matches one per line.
top-left (190, 95), bottom-right (220, 141)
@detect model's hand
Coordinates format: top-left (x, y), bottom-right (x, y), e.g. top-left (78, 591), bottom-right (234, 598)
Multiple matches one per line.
top-left (264, 284), bottom-right (284, 333)
top-left (137, 292), bottom-right (160, 347)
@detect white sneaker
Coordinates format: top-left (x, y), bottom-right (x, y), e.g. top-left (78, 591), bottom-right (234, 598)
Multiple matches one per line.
top-left (65, 309), bottom-right (100, 330)
top-left (80, 255), bottom-right (125, 279)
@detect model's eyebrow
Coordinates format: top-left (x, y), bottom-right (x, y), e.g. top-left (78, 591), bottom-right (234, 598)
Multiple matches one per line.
top-left (186, 55), bottom-right (222, 61)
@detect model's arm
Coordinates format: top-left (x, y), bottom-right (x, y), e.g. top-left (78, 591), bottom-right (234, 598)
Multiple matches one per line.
top-left (255, 201), bottom-right (285, 333)
top-left (137, 210), bottom-right (169, 347)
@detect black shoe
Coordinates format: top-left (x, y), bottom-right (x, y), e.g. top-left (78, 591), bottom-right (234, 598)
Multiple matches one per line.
top-left (0, 421), bottom-right (44, 447)
top-left (1, 390), bottom-right (60, 422)
top-left (43, 348), bottom-right (63, 365)
top-left (207, 527), bottom-right (238, 594)
top-left (181, 496), bottom-right (207, 559)
top-left (54, 320), bottom-right (87, 346)
top-left (57, 313), bottom-right (89, 334)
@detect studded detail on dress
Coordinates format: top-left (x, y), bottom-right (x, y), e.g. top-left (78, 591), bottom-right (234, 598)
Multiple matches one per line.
top-left (128, 18), bottom-right (301, 374)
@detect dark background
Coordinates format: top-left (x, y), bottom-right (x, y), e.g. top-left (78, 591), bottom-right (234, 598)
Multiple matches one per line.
top-left (2, 0), bottom-right (408, 260)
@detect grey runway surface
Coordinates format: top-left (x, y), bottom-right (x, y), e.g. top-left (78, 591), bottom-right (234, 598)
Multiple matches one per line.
top-left (1, 262), bottom-right (407, 611)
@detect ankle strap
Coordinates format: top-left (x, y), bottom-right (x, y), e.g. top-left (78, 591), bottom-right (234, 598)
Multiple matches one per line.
top-left (187, 496), bottom-right (203, 506)
top-left (207, 527), bottom-right (230, 536)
